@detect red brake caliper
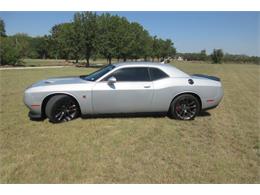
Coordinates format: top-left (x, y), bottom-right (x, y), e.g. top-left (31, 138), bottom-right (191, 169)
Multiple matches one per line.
top-left (176, 104), bottom-right (181, 112)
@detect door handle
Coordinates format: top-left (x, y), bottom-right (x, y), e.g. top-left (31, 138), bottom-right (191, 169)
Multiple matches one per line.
top-left (144, 85), bottom-right (151, 88)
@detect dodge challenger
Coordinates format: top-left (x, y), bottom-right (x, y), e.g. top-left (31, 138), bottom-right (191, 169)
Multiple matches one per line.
top-left (24, 62), bottom-right (223, 123)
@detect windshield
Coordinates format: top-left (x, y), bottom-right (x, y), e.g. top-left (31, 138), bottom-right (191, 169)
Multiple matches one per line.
top-left (80, 64), bottom-right (115, 81)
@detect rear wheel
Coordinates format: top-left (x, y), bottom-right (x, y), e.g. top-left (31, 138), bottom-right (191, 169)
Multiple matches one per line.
top-left (45, 95), bottom-right (80, 123)
top-left (169, 94), bottom-right (200, 120)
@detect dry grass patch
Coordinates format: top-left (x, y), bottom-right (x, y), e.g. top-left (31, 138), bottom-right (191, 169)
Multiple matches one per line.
top-left (0, 62), bottom-right (259, 183)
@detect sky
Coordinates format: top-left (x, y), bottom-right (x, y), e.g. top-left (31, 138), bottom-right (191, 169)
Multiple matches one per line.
top-left (0, 11), bottom-right (259, 56)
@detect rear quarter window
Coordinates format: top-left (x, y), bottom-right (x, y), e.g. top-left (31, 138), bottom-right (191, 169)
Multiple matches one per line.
top-left (149, 67), bottom-right (169, 81)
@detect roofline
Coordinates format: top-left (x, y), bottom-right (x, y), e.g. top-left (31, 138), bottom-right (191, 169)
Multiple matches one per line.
top-left (114, 61), bottom-right (166, 67)
top-left (111, 62), bottom-right (189, 78)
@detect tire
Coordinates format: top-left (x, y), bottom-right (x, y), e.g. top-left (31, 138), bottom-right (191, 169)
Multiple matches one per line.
top-left (169, 94), bottom-right (200, 120)
top-left (45, 95), bottom-right (80, 123)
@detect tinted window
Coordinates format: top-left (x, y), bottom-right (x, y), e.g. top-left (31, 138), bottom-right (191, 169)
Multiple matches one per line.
top-left (149, 68), bottom-right (169, 81)
top-left (105, 67), bottom-right (150, 82)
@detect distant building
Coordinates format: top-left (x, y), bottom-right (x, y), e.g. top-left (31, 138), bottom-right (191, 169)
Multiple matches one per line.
top-left (177, 56), bottom-right (184, 61)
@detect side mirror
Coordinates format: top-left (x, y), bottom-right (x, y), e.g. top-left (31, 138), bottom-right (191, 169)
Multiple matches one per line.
top-left (107, 76), bottom-right (117, 84)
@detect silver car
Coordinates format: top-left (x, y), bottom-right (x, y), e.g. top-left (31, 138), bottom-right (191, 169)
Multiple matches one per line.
top-left (24, 62), bottom-right (223, 123)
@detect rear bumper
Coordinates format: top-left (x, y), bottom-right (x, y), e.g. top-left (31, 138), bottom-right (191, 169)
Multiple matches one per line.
top-left (201, 84), bottom-right (224, 110)
top-left (202, 104), bottom-right (219, 111)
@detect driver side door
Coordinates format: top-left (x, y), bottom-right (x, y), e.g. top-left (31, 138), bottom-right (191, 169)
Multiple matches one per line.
top-left (92, 67), bottom-right (154, 114)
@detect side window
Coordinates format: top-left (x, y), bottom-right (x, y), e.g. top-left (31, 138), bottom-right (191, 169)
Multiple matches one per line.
top-left (149, 67), bottom-right (169, 81)
top-left (104, 67), bottom-right (150, 82)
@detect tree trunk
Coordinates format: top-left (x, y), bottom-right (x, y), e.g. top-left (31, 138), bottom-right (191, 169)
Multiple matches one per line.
top-left (152, 57), bottom-right (154, 62)
top-left (75, 58), bottom-right (79, 64)
top-left (86, 58), bottom-right (90, 67)
top-left (108, 57), bottom-right (112, 65)
top-left (123, 57), bottom-right (126, 62)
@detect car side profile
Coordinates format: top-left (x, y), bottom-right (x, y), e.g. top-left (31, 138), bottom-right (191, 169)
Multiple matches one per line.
top-left (24, 62), bottom-right (223, 123)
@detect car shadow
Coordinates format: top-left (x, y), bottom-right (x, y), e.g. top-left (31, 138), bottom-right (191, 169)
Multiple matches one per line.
top-left (198, 111), bottom-right (211, 117)
top-left (81, 112), bottom-right (167, 119)
top-left (29, 111), bottom-right (211, 122)
top-left (81, 111), bottom-right (211, 120)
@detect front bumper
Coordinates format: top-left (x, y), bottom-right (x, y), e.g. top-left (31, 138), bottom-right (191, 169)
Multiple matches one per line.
top-left (28, 111), bottom-right (43, 120)
top-left (24, 90), bottom-right (43, 120)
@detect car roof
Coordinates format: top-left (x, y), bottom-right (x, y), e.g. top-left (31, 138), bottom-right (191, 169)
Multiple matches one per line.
top-left (114, 61), bottom-right (160, 67)
top-left (113, 62), bottom-right (189, 77)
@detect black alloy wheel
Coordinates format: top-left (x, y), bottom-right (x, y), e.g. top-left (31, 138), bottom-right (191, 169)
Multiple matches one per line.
top-left (170, 94), bottom-right (200, 120)
top-left (46, 95), bottom-right (80, 123)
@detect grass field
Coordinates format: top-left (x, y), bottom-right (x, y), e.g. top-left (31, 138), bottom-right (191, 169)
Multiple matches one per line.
top-left (0, 61), bottom-right (259, 183)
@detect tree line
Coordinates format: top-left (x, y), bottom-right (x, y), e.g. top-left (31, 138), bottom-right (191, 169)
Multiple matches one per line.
top-left (1, 13), bottom-right (259, 66)
top-left (0, 12), bottom-right (176, 66)
top-left (177, 49), bottom-right (259, 64)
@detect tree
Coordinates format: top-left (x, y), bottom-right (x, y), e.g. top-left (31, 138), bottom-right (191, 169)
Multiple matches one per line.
top-left (31, 36), bottom-right (50, 59)
top-left (73, 12), bottom-right (98, 67)
top-left (0, 37), bottom-right (23, 65)
top-left (200, 49), bottom-right (207, 61)
top-left (0, 18), bottom-right (6, 37)
top-left (142, 33), bottom-right (153, 61)
top-left (115, 17), bottom-right (133, 62)
top-left (12, 33), bottom-right (31, 57)
top-left (50, 23), bottom-right (74, 60)
top-left (150, 37), bottom-right (176, 62)
top-left (0, 33), bottom-right (34, 65)
top-left (70, 20), bottom-right (82, 63)
top-left (177, 51), bottom-right (208, 61)
top-left (211, 49), bottom-right (224, 63)
top-left (223, 53), bottom-right (260, 64)
top-left (151, 36), bottom-right (160, 61)
top-left (97, 13), bottom-right (118, 64)
top-left (159, 39), bottom-right (176, 60)
top-left (127, 22), bottom-right (153, 61)
top-left (1, 12), bottom-right (179, 64)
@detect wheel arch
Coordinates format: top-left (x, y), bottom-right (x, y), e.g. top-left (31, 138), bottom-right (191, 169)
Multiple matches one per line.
top-left (169, 92), bottom-right (202, 112)
top-left (41, 93), bottom-right (82, 117)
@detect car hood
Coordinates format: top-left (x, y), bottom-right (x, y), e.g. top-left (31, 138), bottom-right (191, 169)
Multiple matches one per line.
top-left (29, 76), bottom-right (88, 88)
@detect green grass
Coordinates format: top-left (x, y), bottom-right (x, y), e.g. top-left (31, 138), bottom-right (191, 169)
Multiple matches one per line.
top-left (0, 61), bottom-right (259, 183)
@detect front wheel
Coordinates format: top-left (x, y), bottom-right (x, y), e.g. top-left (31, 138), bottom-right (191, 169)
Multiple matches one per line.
top-left (45, 95), bottom-right (80, 123)
top-left (169, 94), bottom-right (200, 120)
